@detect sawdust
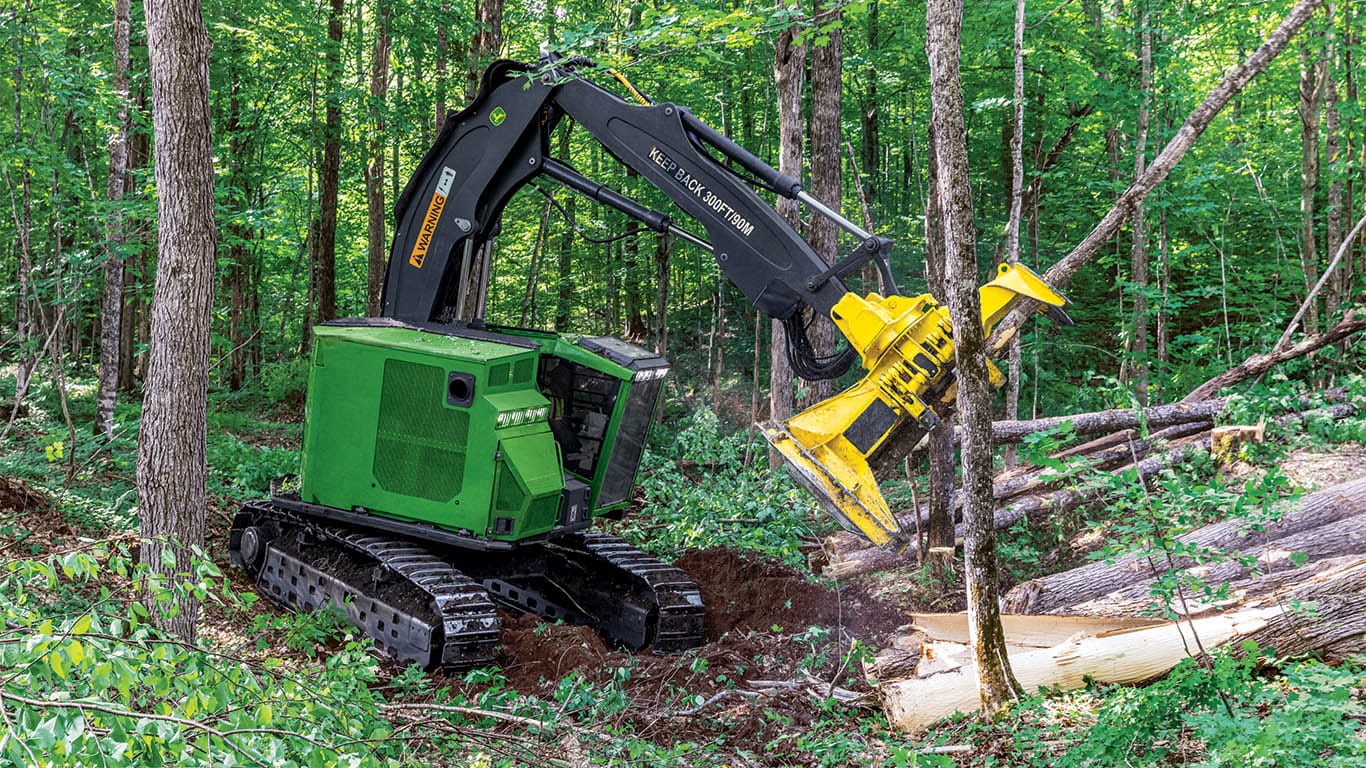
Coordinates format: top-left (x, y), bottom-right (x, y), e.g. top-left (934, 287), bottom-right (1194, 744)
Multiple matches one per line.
top-left (1277, 445), bottom-right (1366, 489)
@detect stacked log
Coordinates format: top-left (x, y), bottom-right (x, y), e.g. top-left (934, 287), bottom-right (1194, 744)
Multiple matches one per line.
top-left (877, 480), bottom-right (1366, 732)
top-left (881, 555), bottom-right (1366, 732)
top-left (820, 397), bottom-right (1360, 580)
top-left (1002, 477), bottom-right (1366, 615)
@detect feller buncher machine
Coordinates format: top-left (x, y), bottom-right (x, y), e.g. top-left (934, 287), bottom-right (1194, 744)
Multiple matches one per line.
top-left (230, 54), bottom-right (1071, 668)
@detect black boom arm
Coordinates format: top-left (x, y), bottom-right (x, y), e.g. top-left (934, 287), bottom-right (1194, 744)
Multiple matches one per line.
top-left (381, 57), bottom-right (895, 376)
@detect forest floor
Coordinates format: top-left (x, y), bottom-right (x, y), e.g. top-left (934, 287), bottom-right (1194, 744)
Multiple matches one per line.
top-left (3, 373), bottom-right (1366, 766)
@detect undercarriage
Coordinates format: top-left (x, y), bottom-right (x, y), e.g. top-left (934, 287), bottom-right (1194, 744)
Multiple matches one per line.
top-left (229, 497), bottom-right (705, 668)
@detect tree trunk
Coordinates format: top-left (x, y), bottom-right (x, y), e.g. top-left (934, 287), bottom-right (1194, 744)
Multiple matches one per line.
top-left (805, 0), bottom-right (842, 404)
top-left (434, 4), bottom-right (448, 133)
top-left (310, 0), bottom-right (344, 328)
top-left (366, 2), bottom-right (391, 316)
top-left (924, 124), bottom-right (956, 574)
top-left (926, 0), bottom-right (1022, 714)
top-left (96, 0), bottom-right (131, 441)
top-left (138, 0), bottom-right (216, 644)
top-left (987, 0), bottom-right (1325, 352)
top-left (1299, 25), bottom-right (1324, 332)
top-left (1323, 3), bottom-right (1343, 320)
top-left (466, 0), bottom-right (504, 102)
top-left (1002, 0), bottom-right (1026, 464)
top-left (655, 233), bottom-right (671, 355)
top-left (225, 63), bottom-right (253, 391)
top-left (11, 1), bottom-right (34, 407)
top-left (553, 127), bottom-right (575, 331)
top-left (1127, 2), bottom-right (1153, 405)
top-left (768, 7), bottom-right (804, 464)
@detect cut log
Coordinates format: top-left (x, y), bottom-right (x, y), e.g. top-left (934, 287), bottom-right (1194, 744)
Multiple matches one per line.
top-left (1002, 476), bottom-right (1366, 614)
top-left (882, 557), bottom-right (1366, 732)
top-left (1067, 554), bottom-right (1364, 617)
top-left (825, 440), bottom-right (1209, 579)
top-left (990, 399), bottom-right (1227, 444)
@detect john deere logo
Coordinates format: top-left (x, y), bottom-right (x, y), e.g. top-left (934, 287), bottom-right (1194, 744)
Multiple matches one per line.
top-left (489, 106), bottom-right (506, 126)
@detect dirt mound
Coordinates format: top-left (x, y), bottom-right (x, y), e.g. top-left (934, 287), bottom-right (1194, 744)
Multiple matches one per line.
top-left (497, 611), bottom-right (613, 690)
top-left (0, 476), bottom-right (48, 515)
top-left (675, 547), bottom-right (907, 643)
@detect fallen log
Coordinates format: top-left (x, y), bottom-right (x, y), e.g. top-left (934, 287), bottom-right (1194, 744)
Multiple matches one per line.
top-left (1002, 476), bottom-right (1366, 614)
top-left (881, 558), bottom-right (1366, 732)
top-left (1181, 313), bottom-right (1366, 403)
top-left (825, 440), bottom-right (1209, 579)
top-left (1067, 554), bottom-right (1365, 618)
top-left (990, 399), bottom-right (1227, 444)
top-left (921, 391), bottom-right (1350, 452)
top-left (826, 421), bottom-right (1210, 564)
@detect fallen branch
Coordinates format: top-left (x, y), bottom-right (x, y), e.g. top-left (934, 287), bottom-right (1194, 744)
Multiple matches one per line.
top-left (1182, 313), bottom-right (1366, 403)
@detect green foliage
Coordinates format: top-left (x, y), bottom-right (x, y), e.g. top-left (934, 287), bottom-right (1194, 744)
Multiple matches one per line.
top-left (618, 408), bottom-right (830, 570)
top-left (1049, 649), bottom-right (1366, 768)
top-left (0, 545), bottom-right (411, 768)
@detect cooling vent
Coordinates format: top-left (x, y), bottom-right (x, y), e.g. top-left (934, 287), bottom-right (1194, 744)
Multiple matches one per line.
top-left (372, 359), bottom-right (468, 502)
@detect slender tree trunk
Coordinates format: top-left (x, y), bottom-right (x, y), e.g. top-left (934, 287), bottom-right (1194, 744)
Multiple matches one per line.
top-left (138, 0), bottom-right (216, 644)
top-left (1323, 3), bottom-right (1343, 320)
top-left (1299, 25), bottom-right (1324, 332)
top-left (1127, 2), bottom-right (1153, 405)
top-left (434, 5), bottom-right (448, 133)
top-left (11, 1), bottom-right (34, 406)
top-left (925, 123), bottom-right (957, 576)
top-left (466, 0), bottom-right (504, 102)
top-left (926, 0), bottom-right (1023, 715)
top-left (806, 0), bottom-right (843, 404)
top-left (96, 0), bottom-right (131, 441)
top-left (769, 5), bottom-right (804, 464)
top-left (225, 63), bottom-right (253, 391)
top-left (367, 2), bottom-right (391, 316)
top-left (1002, 0), bottom-right (1026, 465)
top-left (1344, 8), bottom-right (1359, 304)
top-left (554, 127), bottom-right (575, 331)
top-left (310, 0), bottom-right (343, 328)
top-left (655, 233), bottom-right (671, 355)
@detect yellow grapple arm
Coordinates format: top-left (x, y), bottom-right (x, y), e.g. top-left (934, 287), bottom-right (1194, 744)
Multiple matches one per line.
top-left (760, 262), bottom-right (1070, 551)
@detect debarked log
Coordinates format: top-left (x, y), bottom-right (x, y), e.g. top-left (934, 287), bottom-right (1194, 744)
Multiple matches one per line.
top-left (881, 558), bottom-right (1366, 732)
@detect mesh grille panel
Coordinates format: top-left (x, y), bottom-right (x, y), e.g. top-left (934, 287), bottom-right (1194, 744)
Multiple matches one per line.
top-left (489, 362), bottom-right (511, 386)
top-left (372, 359), bottom-right (468, 502)
top-left (512, 358), bottom-right (534, 384)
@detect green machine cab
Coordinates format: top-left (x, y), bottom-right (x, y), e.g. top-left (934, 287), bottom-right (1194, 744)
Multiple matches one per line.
top-left (300, 321), bottom-right (668, 542)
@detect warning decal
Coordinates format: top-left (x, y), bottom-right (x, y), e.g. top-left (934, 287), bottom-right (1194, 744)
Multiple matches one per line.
top-left (409, 167), bottom-right (457, 268)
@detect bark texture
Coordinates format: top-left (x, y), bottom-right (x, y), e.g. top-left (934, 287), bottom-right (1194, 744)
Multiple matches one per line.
top-left (805, 0), bottom-right (842, 403)
top-left (138, 0), bottom-right (217, 643)
top-left (366, 2), bottom-right (391, 316)
top-left (1002, 477), bottom-right (1366, 614)
top-left (310, 0), bottom-right (344, 327)
top-left (768, 10), bottom-right (804, 458)
top-left (926, 0), bottom-right (1021, 713)
top-left (97, 0), bottom-right (131, 441)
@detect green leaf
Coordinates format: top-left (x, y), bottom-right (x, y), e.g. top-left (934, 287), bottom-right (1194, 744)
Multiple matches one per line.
top-left (71, 614), bottom-right (92, 636)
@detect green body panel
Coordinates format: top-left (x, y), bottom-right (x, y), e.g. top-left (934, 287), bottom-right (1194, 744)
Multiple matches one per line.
top-left (496, 328), bottom-right (645, 514)
top-left (300, 325), bottom-right (564, 541)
